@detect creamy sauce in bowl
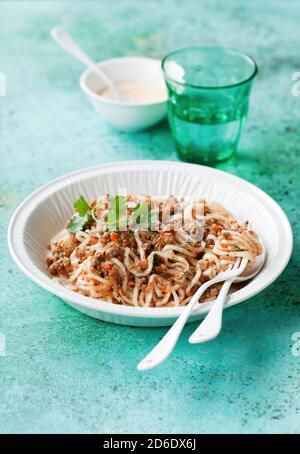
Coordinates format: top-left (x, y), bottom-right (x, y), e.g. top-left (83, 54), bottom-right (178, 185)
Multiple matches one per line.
top-left (99, 82), bottom-right (167, 104)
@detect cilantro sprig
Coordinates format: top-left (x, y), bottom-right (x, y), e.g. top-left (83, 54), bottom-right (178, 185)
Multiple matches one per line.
top-left (67, 195), bottom-right (158, 234)
top-left (106, 196), bottom-right (157, 231)
top-left (67, 196), bottom-right (93, 234)
top-left (74, 196), bottom-right (90, 216)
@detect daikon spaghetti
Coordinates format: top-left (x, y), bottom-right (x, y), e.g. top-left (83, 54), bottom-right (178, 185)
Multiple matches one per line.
top-left (46, 195), bottom-right (262, 307)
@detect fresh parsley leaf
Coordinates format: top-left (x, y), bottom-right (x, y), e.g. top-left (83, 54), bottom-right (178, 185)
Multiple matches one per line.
top-left (104, 196), bottom-right (158, 231)
top-left (67, 196), bottom-right (93, 233)
top-left (232, 245), bottom-right (240, 251)
top-left (67, 212), bottom-right (90, 234)
top-left (74, 196), bottom-right (90, 217)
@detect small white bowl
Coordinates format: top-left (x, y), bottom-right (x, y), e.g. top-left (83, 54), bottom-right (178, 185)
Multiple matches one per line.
top-left (80, 57), bottom-right (168, 132)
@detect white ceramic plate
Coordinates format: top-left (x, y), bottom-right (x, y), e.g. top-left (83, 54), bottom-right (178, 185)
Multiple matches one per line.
top-left (8, 160), bottom-right (293, 326)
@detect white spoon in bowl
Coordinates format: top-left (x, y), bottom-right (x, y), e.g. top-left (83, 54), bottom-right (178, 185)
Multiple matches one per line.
top-left (189, 247), bottom-right (266, 344)
top-left (51, 27), bottom-right (124, 101)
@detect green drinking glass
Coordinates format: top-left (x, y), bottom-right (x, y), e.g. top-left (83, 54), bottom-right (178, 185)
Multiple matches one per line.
top-left (162, 47), bottom-right (257, 164)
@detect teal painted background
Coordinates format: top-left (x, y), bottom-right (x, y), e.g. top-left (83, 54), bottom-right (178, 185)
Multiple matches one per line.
top-left (0, 0), bottom-right (299, 434)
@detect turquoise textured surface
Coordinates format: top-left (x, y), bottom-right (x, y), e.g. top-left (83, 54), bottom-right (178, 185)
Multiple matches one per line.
top-left (0, 0), bottom-right (299, 434)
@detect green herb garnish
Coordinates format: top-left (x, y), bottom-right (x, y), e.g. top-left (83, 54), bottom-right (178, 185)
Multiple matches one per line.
top-left (67, 195), bottom-right (158, 234)
top-left (106, 197), bottom-right (157, 230)
top-left (67, 196), bottom-right (92, 234)
top-left (232, 245), bottom-right (240, 251)
top-left (73, 195), bottom-right (90, 217)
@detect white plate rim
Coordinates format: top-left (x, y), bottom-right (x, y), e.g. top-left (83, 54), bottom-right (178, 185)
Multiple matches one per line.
top-left (7, 160), bottom-right (293, 320)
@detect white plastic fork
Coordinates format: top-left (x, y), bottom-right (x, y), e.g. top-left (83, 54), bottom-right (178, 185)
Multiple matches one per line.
top-left (189, 258), bottom-right (248, 344)
top-left (189, 249), bottom-right (265, 344)
top-left (137, 258), bottom-right (247, 371)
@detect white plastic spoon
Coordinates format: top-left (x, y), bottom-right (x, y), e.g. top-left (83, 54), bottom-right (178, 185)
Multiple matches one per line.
top-left (189, 247), bottom-right (265, 344)
top-left (137, 258), bottom-right (248, 372)
top-left (51, 26), bottom-right (123, 101)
